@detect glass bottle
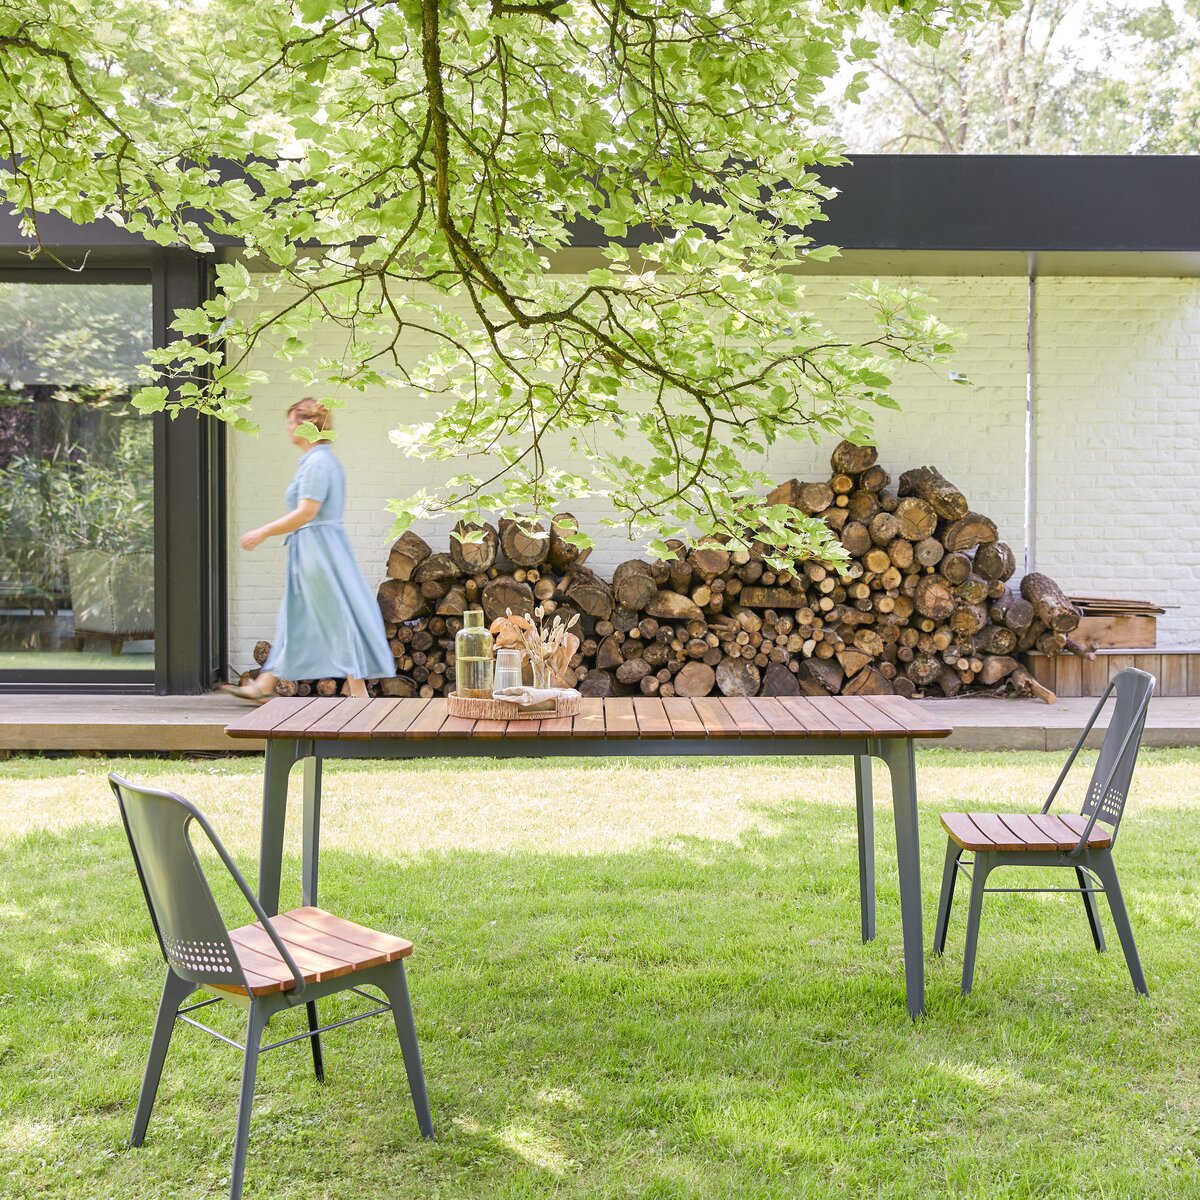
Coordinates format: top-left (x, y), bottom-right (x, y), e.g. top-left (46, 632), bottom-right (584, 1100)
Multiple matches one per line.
top-left (493, 648), bottom-right (523, 693)
top-left (455, 610), bottom-right (494, 698)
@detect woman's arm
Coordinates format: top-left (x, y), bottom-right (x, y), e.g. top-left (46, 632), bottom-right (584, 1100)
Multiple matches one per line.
top-left (240, 498), bottom-right (321, 550)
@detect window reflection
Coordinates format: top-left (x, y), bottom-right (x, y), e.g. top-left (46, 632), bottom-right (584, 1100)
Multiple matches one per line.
top-left (0, 281), bottom-right (155, 669)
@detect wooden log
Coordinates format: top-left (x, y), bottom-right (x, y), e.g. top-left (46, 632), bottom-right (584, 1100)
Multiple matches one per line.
top-left (836, 648), bottom-right (873, 677)
top-left (736, 586), bottom-right (810, 609)
top-left (887, 537), bottom-right (915, 571)
top-left (413, 552), bottom-right (462, 583)
top-left (898, 465), bottom-right (969, 520)
top-left (498, 517), bottom-right (549, 568)
top-left (914, 536), bottom-right (944, 567)
top-left (1020, 572), bottom-right (1081, 634)
top-left (830, 472), bottom-right (855, 495)
top-left (253, 639), bottom-right (271, 666)
top-left (437, 585), bottom-right (469, 618)
top-left (830, 439), bottom-right (878, 475)
top-left (977, 655), bottom-right (1021, 686)
top-left (674, 661), bottom-right (717, 697)
top-left (891, 496), bottom-right (937, 542)
top-left (449, 522), bottom-right (498, 574)
top-left (616, 657), bottom-right (652, 685)
top-left (869, 511), bottom-right (900, 546)
top-left (482, 576), bottom-right (535, 623)
top-left (974, 540), bottom-right (1016, 582)
top-left (972, 625), bottom-right (1018, 656)
top-left (940, 552), bottom-right (972, 585)
top-left (716, 657), bottom-right (761, 696)
top-left (839, 521), bottom-right (872, 557)
top-left (386, 531), bottom-right (433, 581)
top-left (954, 574), bottom-right (990, 606)
top-left (843, 665), bottom-right (894, 696)
top-left (759, 661), bottom-right (802, 695)
top-left (846, 491), bottom-right (881, 524)
top-left (859, 464), bottom-right (890, 493)
top-left (565, 568), bottom-right (614, 621)
top-left (914, 576), bottom-right (956, 621)
top-left (942, 513), bottom-right (999, 553)
top-left (579, 670), bottom-right (615, 698)
top-left (378, 675), bottom-right (418, 698)
top-left (611, 560), bottom-right (658, 612)
top-left (548, 513), bottom-right (588, 573)
top-left (906, 654), bottom-right (942, 686)
top-left (688, 542), bottom-right (732, 582)
top-left (949, 603), bottom-right (989, 636)
top-left (1011, 664), bottom-right (1057, 704)
top-left (645, 590), bottom-right (705, 623)
top-left (377, 579), bottom-right (425, 623)
top-left (768, 478), bottom-right (835, 515)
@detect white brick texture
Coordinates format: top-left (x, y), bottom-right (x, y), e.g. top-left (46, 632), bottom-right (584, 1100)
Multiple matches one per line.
top-left (1033, 278), bottom-right (1200, 643)
top-left (226, 272), bottom-right (1198, 669)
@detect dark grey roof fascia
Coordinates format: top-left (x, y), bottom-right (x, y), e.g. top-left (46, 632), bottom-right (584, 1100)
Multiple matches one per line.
top-left (0, 155), bottom-right (1198, 259)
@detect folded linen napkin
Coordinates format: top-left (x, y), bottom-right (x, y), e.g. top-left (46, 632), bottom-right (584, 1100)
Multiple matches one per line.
top-left (492, 685), bottom-right (582, 707)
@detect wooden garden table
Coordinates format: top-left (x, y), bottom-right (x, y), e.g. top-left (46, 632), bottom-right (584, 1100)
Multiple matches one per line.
top-left (226, 694), bottom-right (952, 1018)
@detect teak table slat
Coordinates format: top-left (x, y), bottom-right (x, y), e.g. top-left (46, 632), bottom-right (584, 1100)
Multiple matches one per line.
top-left (228, 694), bottom-right (952, 1018)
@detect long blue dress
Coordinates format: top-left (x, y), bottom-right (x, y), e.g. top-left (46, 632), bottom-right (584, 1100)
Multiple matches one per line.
top-left (264, 444), bottom-right (395, 682)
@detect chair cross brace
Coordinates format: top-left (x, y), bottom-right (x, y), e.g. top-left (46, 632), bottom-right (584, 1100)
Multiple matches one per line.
top-left (174, 988), bottom-right (392, 1054)
top-left (953, 857), bottom-right (1106, 895)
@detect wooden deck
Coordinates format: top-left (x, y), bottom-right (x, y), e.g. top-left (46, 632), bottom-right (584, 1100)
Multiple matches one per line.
top-left (3, 691), bottom-right (1200, 753)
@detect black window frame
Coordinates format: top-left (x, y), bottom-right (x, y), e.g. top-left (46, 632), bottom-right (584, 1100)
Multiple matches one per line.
top-left (0, 251), bottom-right (225, 695)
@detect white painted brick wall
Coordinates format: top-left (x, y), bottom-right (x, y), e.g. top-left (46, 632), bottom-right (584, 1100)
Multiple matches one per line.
top-left (1033, 278), bottom-right (1200, 643)
top-left (225, 274), bottom-right (1029, 671)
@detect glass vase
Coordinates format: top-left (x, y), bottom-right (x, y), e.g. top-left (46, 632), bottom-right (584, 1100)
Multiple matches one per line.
top-left (454, 609), bottom-right (494, 699)
top-left (529, 655), bottom-right (550, 690)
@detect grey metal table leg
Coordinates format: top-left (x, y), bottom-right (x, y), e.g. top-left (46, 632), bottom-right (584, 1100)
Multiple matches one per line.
top-left (302, 755), bottom-right (322, 908)
top-left (301, 754), bottom-right (325, 1082)
top-left (875, 738), bottom-right (925, 1019)
top-left (257, 739), bottom-right (299, 916)
top-left (854, 754), bottom-right (876, 943)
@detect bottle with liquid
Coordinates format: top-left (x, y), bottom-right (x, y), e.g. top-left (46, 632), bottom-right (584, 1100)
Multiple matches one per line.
top-left (455, 609), bottom-right (494, 699)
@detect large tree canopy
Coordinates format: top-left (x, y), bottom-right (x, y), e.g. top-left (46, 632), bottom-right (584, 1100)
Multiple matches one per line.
top-left (829, 0), bottom-right (1200, 154)
top-left (0, 0), bottom-right (1015, 564)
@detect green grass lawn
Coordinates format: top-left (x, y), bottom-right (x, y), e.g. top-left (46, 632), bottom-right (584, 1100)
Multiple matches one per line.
top-left (2, 749), bottom-right (1199, 1199)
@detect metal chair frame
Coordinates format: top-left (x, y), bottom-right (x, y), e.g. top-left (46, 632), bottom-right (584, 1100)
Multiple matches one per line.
top-left (934, 668), bottom-right (1155, 997)
top-left (110, 774), bottom-right (433, 1200)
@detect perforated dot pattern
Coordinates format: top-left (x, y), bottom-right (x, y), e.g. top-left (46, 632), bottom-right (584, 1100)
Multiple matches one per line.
top-left (162, 935), bottom-right (237, 978)
top-left (1086, 780), bottom-right (1125, 825)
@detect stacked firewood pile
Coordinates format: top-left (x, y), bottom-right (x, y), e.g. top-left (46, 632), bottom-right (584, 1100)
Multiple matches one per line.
top-left (248, 440), bottom-right (1088, 703)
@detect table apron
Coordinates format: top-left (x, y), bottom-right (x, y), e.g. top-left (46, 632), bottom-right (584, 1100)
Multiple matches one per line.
top-left (301, 736), bottom-right (906, 760)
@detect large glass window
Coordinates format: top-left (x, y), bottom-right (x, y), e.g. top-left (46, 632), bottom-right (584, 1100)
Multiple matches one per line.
top-left (0, 278), bottom-right (155, 672)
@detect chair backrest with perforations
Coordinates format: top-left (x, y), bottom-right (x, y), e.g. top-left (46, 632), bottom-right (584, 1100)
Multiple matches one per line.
top-left (110, 774), bottom-right (249, 990)
top-left (1081, 667), bottom-right (1155, 844)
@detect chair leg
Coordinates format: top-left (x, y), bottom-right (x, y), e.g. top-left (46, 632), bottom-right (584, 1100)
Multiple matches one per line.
top-left (961, 851), bottom-right (992, 995)
top-left (380, 963), bottom-right (434, 1139)
top-left (305, 1001), bottom-right (325, 1083)
top-left (130, 971), bottom-right (194, 1147)
top-left (229, 1002), bottom-right (269, 1200)
top-left (934, 839), bottom-right (962, 956)
top-left (1091, 852), bottom-right (1148, 996)
top-left (1075, 867), bottom-right (1106, 953)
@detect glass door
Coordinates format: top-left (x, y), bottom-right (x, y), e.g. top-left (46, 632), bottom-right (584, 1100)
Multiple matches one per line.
top-left (0, 274), bottom-right (156, 678)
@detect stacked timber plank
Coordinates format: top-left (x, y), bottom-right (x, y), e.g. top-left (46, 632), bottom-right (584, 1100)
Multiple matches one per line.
top-left (245, 442), bottom-right (1091, 704)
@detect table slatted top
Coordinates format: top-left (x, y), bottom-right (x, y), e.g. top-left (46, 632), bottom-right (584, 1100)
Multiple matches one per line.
top-left (225, 695), bottom-right (952, 742)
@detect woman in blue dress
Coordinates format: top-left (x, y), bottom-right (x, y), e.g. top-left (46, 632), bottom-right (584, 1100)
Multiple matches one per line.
top-left (224, 398), bottom-right (395, 702)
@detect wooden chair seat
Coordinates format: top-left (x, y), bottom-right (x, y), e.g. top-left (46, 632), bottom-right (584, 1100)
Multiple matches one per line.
top-left (223, 906), bottom-right (413, 996)
top-left (941, 811), bottom-right (1113, 853)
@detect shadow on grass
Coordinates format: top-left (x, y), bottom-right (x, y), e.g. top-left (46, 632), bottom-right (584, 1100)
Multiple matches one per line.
top-left (2, 802), bottom-right (1199, 1200)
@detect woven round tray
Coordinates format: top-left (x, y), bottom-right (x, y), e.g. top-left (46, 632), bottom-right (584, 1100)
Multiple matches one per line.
top-left (448, 691), bottom-right (583, 720)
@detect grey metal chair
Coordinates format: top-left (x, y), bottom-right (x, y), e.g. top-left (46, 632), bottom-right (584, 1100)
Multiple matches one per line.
top-left (934, 667), bottom-right (1155, 996)
top-left (110, 774), bottom-right (433, 1200)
